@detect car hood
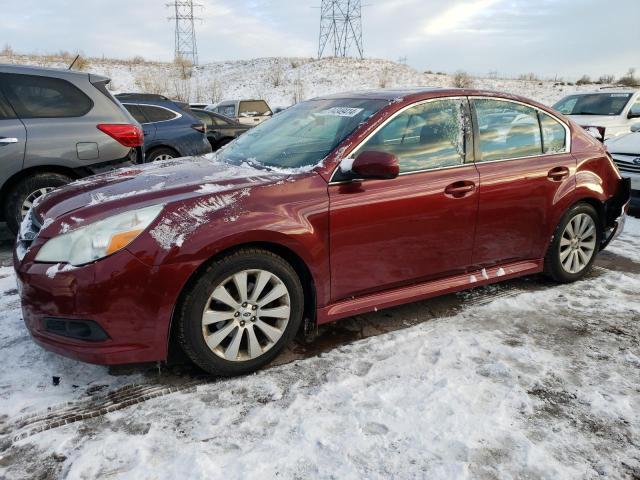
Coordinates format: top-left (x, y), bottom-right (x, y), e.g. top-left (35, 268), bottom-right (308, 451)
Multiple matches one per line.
top-left (33, 155), bottom-right (290, 236)
top-left (605, 132), bottom-right (640, 154)
top-left (567, 115), bottom-right (625, 128)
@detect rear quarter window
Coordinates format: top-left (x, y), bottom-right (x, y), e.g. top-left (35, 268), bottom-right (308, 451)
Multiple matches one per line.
top-left (139, 105), bottom-right (178, 122)
top-left (123, 104), bottom-right (148, 124)
top-left (0, 73), bottom-right (93, 118)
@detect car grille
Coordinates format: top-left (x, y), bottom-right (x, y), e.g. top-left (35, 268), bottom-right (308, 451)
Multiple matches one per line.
top-left (612, 155), bottom-right (640, 174)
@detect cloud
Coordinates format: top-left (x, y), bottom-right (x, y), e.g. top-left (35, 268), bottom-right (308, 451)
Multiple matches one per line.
top-left (422, 0), bottom-right (502, 35)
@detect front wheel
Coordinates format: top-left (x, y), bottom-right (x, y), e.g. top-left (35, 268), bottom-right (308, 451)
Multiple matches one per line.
top-left (544, 203), bottom-right (601, 283)
top-left (4, 173), bottom-right (72, 235)
top-left (175, 249), bottom-right (304, 376)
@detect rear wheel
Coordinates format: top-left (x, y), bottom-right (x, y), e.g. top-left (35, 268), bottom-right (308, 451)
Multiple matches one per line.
top-left (147, 147), bottom-right (178, 162)
top-left (176, 249), bottom-right (304, 376)
top-left (4, 173), bottom-right (72, 235)
top-left (544, 203), bottom-right (601, 283)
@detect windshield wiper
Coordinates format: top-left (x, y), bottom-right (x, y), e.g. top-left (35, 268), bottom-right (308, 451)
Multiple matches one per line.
top-left (573, 111), bottom-right (610, 116)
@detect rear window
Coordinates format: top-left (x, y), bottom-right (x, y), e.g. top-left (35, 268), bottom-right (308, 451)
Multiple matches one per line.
top-left (239, 100), bottom-right (271, 117)
top-left (0, 73), bottom-right (93, 118)
top-left (139, 105), bottom-right (178, 122)
top-left (553, 93), bottom-right (632, 116)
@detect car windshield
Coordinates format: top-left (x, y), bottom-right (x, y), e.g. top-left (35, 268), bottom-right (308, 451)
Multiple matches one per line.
top-left (553, 93), bottom-right (633, 116)
top-left (218, 98), bottom-right (388, 169)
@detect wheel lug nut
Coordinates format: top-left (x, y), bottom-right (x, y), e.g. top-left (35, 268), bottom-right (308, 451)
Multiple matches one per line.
top-left (252, 305), bottom-right (257, 310)
top-left (234, 312), bottom-right (240, 317)
top-left (240, 320), bottom-right (245, 327)
top-left (242, 302), bottom-right (247, 307)
top-left (251, 316), bottom-right (256, 322)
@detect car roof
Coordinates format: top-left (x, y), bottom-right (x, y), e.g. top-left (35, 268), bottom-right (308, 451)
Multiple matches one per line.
top-left (0, 63), bottom-right (92, 80)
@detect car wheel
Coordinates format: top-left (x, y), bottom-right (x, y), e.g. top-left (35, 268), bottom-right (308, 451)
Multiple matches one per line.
top-left (4, 173), bottom-right (72, 235)
top-left (176, 248), bottom-right (304, 376)
top-left (544, 203), bottom-right (601, 283)
top-left (147, 147), bottom-right (178, 162)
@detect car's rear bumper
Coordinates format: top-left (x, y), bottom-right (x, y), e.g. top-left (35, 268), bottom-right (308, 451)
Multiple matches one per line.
top-left (14, 247), bottom-right (193, 365)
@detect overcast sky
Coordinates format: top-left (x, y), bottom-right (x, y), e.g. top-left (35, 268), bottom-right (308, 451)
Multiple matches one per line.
top-left (1, 0), bottom-right (638, 79)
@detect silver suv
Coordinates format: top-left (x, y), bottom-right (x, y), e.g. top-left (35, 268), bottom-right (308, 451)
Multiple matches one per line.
top-left (0, 65), bottom-right (143, 234)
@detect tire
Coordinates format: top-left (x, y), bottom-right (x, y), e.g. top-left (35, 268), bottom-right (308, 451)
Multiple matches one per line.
top-left (147, 147), bottom-right (178, 162)
top-left (175, 248), bottom-right (304, 376)
top-left (4, 172), bottom-right (72, 235)
top-left (544, 203), bottom-right (601, 283)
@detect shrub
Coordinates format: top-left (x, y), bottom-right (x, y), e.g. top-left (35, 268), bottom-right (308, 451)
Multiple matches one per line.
top-left (576, 75), bottom-right (591, 85)
top-left (618, 68), bottom-right (637, 87)
top-left (452, 70), bottom-right (474, 88)
top-left (518, 73), bottom-right (539, 81)
top-left (598, 74), bottom-right (615, 84)
top-left (378, 67), bottom-right (392, 88)
top-left (1, 44), bottom-right (14, 56)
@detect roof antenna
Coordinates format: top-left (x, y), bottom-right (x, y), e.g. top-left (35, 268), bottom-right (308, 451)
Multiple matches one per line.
top-left (68, 54), bottom-right (80, 70)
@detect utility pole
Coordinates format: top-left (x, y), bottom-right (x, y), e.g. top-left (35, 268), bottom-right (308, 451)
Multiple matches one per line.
top-left (167, 1), bottom-right (201, 65)
top-left (318, 0), bottom-right (364, 59)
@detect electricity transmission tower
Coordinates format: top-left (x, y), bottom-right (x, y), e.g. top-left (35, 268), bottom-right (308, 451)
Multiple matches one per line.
top-left (167, 1), bottom-right (201, 65)
top-left (318, 0), bottom-right (364, 59)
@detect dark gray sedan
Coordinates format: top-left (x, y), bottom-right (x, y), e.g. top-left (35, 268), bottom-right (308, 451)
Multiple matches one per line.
top-left (191, 109), bottom-right (250, 151)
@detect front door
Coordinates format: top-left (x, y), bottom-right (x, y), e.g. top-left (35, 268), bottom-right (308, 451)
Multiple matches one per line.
top-left (470, 97), bottom-right (575, 265)
top-left (329, 97), bottom-right (479, 302)
top-left (0, 85), bottom-right (26, 190)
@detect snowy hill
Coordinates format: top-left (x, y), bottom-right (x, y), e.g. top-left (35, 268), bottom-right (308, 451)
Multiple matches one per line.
top-left (1, 53), bottom-right (602, 108)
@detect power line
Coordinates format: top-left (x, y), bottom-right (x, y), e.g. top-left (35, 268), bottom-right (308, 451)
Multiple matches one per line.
top-left (318, 0), bottom-right (364, 59)
top-left (167, 1), bottom-right (202, 65)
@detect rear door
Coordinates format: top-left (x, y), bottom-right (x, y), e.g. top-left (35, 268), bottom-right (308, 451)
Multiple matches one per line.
top-left (0, 85), bottom-right (26, 189)
top-left (470, 97), bottom-right (574, 265)
top-left (329, 97), bottom-right (479, 301)
top-left (0, 72), bottom-right (96, 168)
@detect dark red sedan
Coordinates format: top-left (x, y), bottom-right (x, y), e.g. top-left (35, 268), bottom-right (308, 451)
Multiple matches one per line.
top-left (14, 88), bottom-right (630, 375)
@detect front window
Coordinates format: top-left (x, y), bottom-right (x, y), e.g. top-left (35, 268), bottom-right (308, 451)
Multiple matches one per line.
top-left (352, 98), bottom-right (467, 173)
top-left (218, 98), bottom-right (388, 169)
top-left (553, 93), bottom-right (633, 116)
top-left (217, 105), bottom-right (236, 118)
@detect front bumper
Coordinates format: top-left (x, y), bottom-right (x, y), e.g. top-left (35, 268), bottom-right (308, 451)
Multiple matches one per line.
top-left (14, 246), bottom-right (193, 365)
top-left (601, 177), bottom-right (631, 249)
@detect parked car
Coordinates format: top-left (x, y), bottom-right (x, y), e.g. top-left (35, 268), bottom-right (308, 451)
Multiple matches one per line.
top-left (116, 93), bottom-right (212, 162)
top-left (0, 65), bottom-right (143, 235)
top-left (15, 88), bottom-right (630, 376)
top-left (552, 88), bottom-right (640, 140)
top-left (207, 99), bottom-right (273, 126)
top-left (606, 122), bottom-right (640, 211)
top-left (190, 103), bottom-right (212, 110)
top-left (191, 108), bottom-right (250, 150)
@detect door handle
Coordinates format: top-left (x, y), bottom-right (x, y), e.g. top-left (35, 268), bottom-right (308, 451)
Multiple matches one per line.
top-left (444, 181), bottom-right (476, 198)
top-left (0, 137), bottom-right (18, 145)
top-left (547, 166), bottom-right (570, 181)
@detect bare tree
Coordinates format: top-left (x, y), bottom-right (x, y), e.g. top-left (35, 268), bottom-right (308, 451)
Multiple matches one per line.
top-left (378, 67), bottom-right (392, 88)
top-left (452, 71), bottom-right (474, 88)
top-left (291, 74), bottom-right (305, 104)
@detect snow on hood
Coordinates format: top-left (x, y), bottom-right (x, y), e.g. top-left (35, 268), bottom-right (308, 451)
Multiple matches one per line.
top-left (33, 155), bottom-right (292, 233)
top-left (605, 132), bottom-right (640, 154)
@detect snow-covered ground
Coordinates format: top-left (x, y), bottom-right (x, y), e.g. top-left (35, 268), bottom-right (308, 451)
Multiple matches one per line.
top-left (0, 218), bottom-right (638, 479)
top-left (0, 54), bottom-right (603, 108)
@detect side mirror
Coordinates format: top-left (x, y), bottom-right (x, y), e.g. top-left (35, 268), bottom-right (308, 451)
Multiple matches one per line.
top-left (631, 123), bottom-right (640, 133)
top-left (628, 106), bottom-right (640, 119)
top-left (346, 151), bottom-right (400, 180)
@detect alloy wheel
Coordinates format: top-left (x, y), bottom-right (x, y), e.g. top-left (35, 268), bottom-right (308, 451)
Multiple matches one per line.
top-left (154, 154), bottom-right (174, 161)
top-left (21, 187), bottom-right (55, 218)
top-left (559, 213), bottom-right (597, 274)
top-left (201, 269), bottom-right (291, 362)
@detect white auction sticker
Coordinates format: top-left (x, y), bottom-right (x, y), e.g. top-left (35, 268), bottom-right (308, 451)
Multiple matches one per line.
top-left (317, 107), bottom-right (364, 117)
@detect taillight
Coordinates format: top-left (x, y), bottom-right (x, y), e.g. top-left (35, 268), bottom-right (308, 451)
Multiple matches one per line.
top-left (97, 124), bottom-right (144, 147)
top-left (191, 123), bottom-right (206, 134)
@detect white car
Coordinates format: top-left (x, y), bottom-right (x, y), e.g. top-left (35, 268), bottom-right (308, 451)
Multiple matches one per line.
top-left (606, 123), bottom-right (640, 210)
top-left (553, 89), bottom-right (640, 140)
top-left (206, 99), bottom-right (273, 126)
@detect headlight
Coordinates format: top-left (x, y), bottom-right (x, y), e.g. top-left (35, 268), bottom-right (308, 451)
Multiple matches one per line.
top-left (35, 205), bottom-right (163, 266)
